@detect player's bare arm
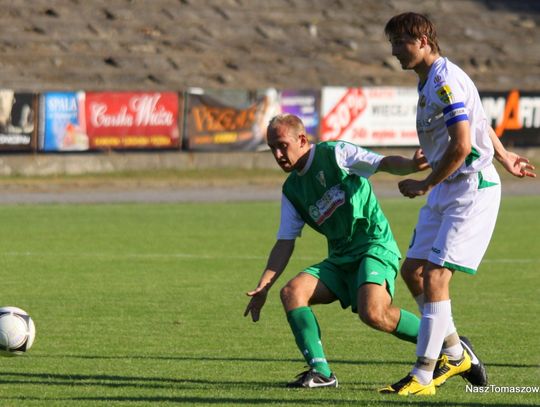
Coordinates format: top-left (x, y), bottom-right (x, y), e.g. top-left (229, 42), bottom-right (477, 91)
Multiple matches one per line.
top-left (244, 239), bottom-right (295, 322)
top-left (399, 121), bottom-right (471, 198)
top-left (377, 148), bottom-right (430, 175)
top-left (488, 127), bottom-right (536, 178)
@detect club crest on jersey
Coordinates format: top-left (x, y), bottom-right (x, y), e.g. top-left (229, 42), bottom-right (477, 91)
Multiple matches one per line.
top-left (309, 184), bottom-right (345, 225)
top-left (316, 171), bottom-right (326, 187)
top-left (436, 85), bottom-right (454, 104)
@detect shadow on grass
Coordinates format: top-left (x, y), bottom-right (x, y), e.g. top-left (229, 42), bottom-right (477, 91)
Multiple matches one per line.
top-left (0, 371), bottom-right (287, 389)
top-left (1, 371), bottom-right (537, 406)
top-left (32, 353), bottom-right (540, 369)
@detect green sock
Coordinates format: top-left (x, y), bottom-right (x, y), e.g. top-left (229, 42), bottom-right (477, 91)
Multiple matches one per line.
top-left (392, 309), bottom-right (420, 344)
top-left (287, 306), bottom-right (332, 378)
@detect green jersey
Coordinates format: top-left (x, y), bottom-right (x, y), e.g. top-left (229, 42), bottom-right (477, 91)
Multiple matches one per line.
top-left (280, 141), bottom-right (400, 263)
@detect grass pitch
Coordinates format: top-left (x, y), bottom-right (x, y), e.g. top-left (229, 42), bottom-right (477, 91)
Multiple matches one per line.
top-left (0, 196), bottom-right (538, 406)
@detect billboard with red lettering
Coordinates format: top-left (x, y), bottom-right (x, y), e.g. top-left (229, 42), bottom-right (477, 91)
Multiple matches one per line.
top-left (85, 92), bottom-right (180, 149)
top-left (481, 90), bottom-right (540, 147)
top-left (321, 87), bottom-right (419, 146)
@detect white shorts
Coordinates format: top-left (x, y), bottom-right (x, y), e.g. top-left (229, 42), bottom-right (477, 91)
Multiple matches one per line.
top-left (406, 164), bottom-right (501, 274)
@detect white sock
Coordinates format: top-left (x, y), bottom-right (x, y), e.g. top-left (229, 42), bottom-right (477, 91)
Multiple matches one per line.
top-left (417, 300), bottom-right (452, 361)
top-left (417, 294), bottom-right (457, 339)
top-left (444, 342), bottom-right (464, 360)
top-left (411, 365), bottom-right (434, 385)
top-left (416, 295), bottom-right (465, 360)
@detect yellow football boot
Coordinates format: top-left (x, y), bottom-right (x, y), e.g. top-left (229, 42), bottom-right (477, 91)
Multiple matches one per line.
top-left (378, 374), bottom-right (436, 396)
top-left (433, 349), bottom-right (472, 387)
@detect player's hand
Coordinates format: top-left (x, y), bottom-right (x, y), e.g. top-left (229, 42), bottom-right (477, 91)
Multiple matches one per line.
top-left (244, 286), bottom-right (269, 322)
top-left (499, 151), bottom-right (536, 178)
top-left (398, 178), bottom-right (430, 198)
top-left (413, 148), bottom-right (430, 171)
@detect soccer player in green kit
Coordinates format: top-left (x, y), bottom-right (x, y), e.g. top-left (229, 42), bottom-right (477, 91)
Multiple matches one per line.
top-left (244, 113), bottom-right (428, 388)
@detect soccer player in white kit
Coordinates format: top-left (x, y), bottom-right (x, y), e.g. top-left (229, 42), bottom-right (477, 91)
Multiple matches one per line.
top-left (380, 12), bottom-right (536, 396)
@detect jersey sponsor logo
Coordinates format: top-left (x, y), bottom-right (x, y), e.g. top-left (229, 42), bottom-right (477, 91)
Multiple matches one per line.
top-left (436, 85), bottom-right (454, 105)
top-left (308, 184), bottom-right (345, 225)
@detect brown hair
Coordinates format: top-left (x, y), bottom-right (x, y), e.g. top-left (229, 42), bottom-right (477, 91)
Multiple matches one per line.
top-left (385, 12), bottom-right (441, 54)
top-left (267, 114), bottom-right (305, 139)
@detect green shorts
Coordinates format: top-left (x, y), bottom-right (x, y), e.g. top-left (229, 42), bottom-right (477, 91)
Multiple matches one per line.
top-left (303, 246), bottom-right (399, 313)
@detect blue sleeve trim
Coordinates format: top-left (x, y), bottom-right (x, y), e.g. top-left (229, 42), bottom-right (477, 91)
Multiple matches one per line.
top-left (443, 102), bottom-right (466, 114)
top-left (445, 114), bottom-right (469, 127)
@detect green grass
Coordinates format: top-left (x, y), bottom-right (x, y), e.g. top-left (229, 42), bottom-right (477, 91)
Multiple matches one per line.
top-left (0, 197), bottom-right (538, 406)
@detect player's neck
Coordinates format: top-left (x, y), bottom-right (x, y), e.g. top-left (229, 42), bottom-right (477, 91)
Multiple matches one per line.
top-left (295, 144), bottom-right (313, 173)
top-left (415, 53), bottom-right (440, 86)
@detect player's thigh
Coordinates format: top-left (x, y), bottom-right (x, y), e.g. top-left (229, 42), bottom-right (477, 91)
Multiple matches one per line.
top-left (283, 271), bottom-right (337, 306)
top-left (302, 260), bottom-right (349, 307)
top-left (354, 248), bottom-right (399, 314)
top-left (356, 281), bottom-right (392, 321)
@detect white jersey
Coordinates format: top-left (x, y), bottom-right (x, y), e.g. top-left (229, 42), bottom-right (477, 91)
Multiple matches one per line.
top-left (276, 142), bottom-right (383, 240)
top-left (416, 57), bottom-right (493, 178)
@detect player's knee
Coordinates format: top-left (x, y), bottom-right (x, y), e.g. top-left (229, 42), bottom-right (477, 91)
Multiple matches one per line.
top-left (401, 258), bottom-right (424, 294)
top-left (423, 267), bottom-right (451, 294)
top-left (401, 260), bottom-right (420, 280)
top-left (280, 281), bottom-right (303, 308)
top-left (358, 306), bottom-right (390, 332)
top-left (279, 284), bottom-right (292, 306)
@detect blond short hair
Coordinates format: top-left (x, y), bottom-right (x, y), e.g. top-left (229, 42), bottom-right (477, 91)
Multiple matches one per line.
top-left (267, 114), bottom-right (306, 139)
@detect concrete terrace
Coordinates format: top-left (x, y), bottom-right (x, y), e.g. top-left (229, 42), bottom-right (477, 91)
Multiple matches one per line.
top-left (0, 0), bottom-right (538, 92)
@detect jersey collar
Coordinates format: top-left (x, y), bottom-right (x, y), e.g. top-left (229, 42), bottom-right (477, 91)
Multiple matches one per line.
top-left (297, 144), bottom-right (316, 176)
top-left (418, 56), bottom-right (444, 92)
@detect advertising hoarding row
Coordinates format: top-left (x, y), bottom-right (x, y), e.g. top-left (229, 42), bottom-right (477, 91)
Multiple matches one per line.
top-left (0, 88), bottom-right (538, 152)
top-left (40, 92), bottom-right (180, 151)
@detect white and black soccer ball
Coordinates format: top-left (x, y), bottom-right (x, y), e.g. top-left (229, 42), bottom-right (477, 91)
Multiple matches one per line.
top-left (0, 306), bottom-right (36, 356)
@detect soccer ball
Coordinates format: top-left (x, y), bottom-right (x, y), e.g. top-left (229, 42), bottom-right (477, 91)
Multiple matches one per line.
top-left (0, 306), bottom-right (36, 356)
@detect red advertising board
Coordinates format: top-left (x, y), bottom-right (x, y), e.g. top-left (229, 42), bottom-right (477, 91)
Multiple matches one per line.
top-left (321, 87), bottom-right (419, 146)
top-left (84, 92), bottom-right (180, 149)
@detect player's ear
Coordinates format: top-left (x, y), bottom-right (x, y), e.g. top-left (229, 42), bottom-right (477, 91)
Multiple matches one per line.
top-left (299, 133), bottom-right (308, 146)
top-left (418, 34), bottom-right (429, 49)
